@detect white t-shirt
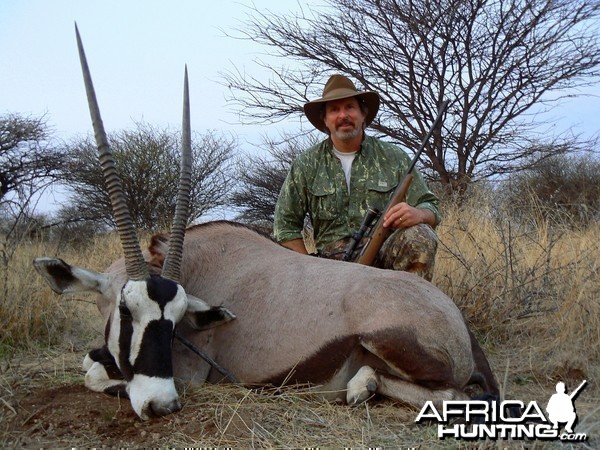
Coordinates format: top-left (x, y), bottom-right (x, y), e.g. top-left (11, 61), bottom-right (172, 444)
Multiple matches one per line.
top-left (333, 147), bottom-right (357, 192)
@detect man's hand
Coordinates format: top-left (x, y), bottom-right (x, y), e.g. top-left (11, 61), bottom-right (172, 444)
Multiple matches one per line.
top-left (382, 202), bottom-right (436, 229)
top-left (280, 238), bottom-right (309, 254)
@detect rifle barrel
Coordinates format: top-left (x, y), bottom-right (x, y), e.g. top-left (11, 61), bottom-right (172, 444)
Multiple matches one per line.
top-left (569, 379), bottom-right (587, 400)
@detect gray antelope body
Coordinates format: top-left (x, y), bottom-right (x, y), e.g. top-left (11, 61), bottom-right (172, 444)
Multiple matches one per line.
top-left (34, 26), bottom-right (499, 420)
top-left (148, 221), bottom-right (499, 404)
top-left (36, 220), bottom-right (499, 419)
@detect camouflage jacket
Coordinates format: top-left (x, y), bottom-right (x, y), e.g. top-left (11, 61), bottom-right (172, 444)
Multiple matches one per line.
top-left (273, 135), bottom-right (441, 252)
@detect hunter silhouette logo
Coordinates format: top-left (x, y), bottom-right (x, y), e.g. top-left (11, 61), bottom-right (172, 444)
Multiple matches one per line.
top-left (415, 379), bottom-right (589, 442)
top-left (546, 380), bottom-right (587, 434)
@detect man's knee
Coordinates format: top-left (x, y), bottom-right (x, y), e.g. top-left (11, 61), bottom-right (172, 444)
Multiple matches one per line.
top-left (375, 224), bottom-right (438, 281)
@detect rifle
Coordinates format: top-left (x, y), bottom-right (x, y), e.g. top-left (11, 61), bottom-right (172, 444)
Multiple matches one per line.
top-left (341, 207), bottom-right (380, 261)
top-left (569, 380), bottom-right (587, 400)
top-left (343, 100), bottom-right (449, 265)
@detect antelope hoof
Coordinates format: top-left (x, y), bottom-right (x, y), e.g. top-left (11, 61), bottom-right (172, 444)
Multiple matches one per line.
top-left (219, 306), bottom-right (236, 321)
top-left (347, 366), bottom-right (378, 406)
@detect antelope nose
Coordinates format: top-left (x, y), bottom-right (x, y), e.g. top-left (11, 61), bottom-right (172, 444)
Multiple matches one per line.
top-left (148, 398), bottom-right (182, 418)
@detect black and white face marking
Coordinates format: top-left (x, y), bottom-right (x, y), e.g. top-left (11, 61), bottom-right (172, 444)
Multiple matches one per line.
top-left (107, 275), bottom-right (189, 420)
top-left (34, 255), bottom-right (235, 420)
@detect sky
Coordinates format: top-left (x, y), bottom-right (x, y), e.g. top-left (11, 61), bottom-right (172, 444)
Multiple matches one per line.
top-left (0, 0), bottom-right (319, 212)
top-left (1, 0), bottom-right (599, 212)
top-left (2, 0), bottom-right (598, 141)
top-left (0, 0), bottom-right (313, 143)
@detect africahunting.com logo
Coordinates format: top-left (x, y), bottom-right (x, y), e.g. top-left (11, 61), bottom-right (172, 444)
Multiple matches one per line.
top-left (415, 380), bottom-right (589, 442)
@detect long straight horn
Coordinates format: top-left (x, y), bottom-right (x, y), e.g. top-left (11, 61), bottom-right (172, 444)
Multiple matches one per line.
top-left (75, 23), bottom-right (149, 281)
top-left (162, 66), bottom-right (193, 282)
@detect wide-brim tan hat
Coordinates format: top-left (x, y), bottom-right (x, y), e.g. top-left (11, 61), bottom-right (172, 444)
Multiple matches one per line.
top-left (304, 74), bottom-right (380, 133)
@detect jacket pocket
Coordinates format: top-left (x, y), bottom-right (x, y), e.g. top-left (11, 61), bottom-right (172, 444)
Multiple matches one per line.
top-left (309, 183), bottom-right (339, 220)
top-left (365, 176), bottom-right (398, 211)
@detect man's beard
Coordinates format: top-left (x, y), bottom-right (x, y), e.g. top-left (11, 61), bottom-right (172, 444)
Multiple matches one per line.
top-left (332, 123), bottom-right (362, 141)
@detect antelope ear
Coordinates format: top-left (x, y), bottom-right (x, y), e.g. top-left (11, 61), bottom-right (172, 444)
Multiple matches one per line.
top-left (185, 295), bottom-right (236, 330)
top-left (33, 257), bottom-right (111, 296)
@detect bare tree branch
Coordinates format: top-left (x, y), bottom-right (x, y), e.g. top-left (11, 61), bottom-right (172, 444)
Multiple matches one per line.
top-left (223, 0), bottom-right (600, 189)
top-left (0, 113), bottom-right (64, 201)
top-left (230, 131), bottom-right (320, 225)
top-left (62, 123), bottom-right (236, 231)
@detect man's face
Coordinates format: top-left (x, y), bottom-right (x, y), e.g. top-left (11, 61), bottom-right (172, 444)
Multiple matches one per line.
top-left (323, 97), bottom-right (366, 141)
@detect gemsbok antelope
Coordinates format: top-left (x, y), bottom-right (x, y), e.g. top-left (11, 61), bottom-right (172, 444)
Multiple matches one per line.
top-left (34, 26), bottom-right (500, 421)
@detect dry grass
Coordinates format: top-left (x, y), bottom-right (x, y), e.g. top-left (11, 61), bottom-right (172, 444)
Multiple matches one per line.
top-left (0, 234), bottom-right (123, 355)
top-left (435, 192), bottom-right (600, 385)
top-left (170, 383), bottom-right (424, 448)
top-left (1, 351), bottom-right (597, 448)
top-left (0, 190), bottom-right (598, 447)
top-left (5, 350), bottom-right (595, 449)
